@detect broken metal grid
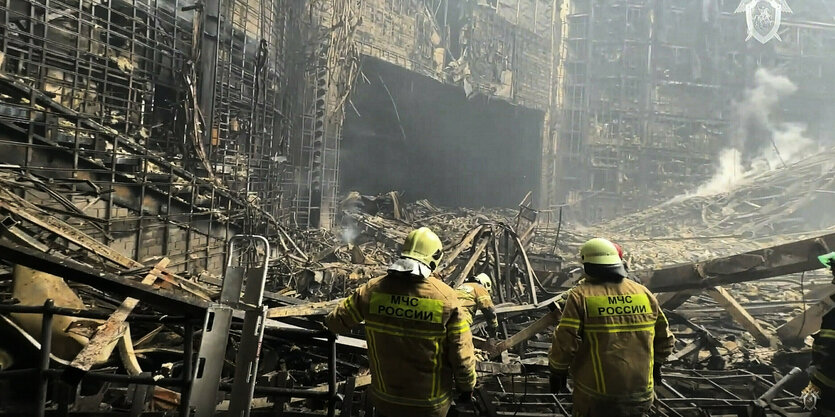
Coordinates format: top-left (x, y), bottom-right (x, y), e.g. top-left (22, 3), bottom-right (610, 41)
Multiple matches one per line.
top-left (288, 0), bottom-right (357, 230)
top-left (459, 369), bottom-right (807, 417)
top-left (0, 0), bottom-right (299, 273)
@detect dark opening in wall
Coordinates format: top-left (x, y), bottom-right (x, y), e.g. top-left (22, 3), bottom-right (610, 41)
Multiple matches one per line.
top-left (340, 57), bottom-right (543, 208)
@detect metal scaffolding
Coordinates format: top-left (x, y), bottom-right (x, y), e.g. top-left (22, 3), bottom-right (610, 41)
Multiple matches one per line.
top-left (0, 0), bottom-right (306, 273)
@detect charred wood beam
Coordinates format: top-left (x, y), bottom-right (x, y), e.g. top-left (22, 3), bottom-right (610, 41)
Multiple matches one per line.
top-left (453, 237), bottom-right (490, 288)
top-left (635, 233), bottom-right (835, 292)
top-left (488, 303), bottom-right (561, 357)
top-left (656, 290), bottom-right (699, 310)
top-left (266, 299), bottom-right (341, 318)
top-left (441, 225), bottom-right (484, 270)
top-left (705, 286), bottom-right (773, 347)
top-left (64, 258), bottom-right (172, 383)
top-left (262, 317), bottom-right (368, 352)
top-left (776, 288), bottom-right (835, 345)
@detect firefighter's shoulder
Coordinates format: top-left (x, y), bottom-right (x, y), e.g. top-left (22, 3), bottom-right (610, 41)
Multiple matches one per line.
top-left (426, 275), bottom-right (459, 303)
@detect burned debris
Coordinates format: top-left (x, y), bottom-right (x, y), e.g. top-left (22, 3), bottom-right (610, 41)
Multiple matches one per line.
top-left (0, 179), bottom-right (829, 416)
top-left (1, 0), bottom-right (835, 415)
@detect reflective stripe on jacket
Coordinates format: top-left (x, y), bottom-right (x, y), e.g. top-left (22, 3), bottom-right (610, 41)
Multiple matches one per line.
top-left (326, 271), bottom-right (477, 417)
top-left (456, 282), bottom-right (499, 330)
top-left (548, 276), bottom-right (674, 415)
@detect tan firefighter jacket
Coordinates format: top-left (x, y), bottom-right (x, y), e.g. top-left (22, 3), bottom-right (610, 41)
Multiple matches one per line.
top-left (455, 282), bottom-right (499, 332)
top-left (326, 269), bottom-right (477, 417)
top-left (811, 303), bottom-right (835, 414)
top-left (548, 276), bottom-right (675, 416)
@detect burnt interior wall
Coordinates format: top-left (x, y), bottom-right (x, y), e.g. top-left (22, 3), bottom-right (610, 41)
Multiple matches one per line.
top-left (555, 0), bottom-right (744, 222)
top-left (556, 0), bottom-right (835, 224)
top-left (340, 58), bottom-right (543, 208)
top-left (0, 0), bottom-right (305, 274)
top-left (354, 0), bottom-right (555, 110)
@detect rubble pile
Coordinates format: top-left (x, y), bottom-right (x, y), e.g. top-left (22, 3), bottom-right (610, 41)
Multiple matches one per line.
top-left (529, 147), bottom-right (835, 273)
top-left (0, 173), bottom-right (823, 415)
top-left (269, 191), bottom-right (522, 302)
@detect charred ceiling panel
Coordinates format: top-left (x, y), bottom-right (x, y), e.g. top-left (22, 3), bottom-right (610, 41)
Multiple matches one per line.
top-left (354, 0), bottom-right (556, 110)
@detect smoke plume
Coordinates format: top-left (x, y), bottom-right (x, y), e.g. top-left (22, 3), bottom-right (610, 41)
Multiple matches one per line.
top-left (692, 69), bottom-right (817, 196)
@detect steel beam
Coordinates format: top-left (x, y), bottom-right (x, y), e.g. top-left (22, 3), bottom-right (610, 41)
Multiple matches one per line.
top-left (197, 0), bottom-right (221, 151)
top-left (0, 240), bottom-right (208, 316)
top-left (634, 232), bottom-right (835, 292)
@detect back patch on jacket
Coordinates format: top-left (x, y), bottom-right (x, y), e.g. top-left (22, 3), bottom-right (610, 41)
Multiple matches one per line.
top-left (370, 292), bottom-right (444, 324)
top-left (585, 294), bottom-right (651, 318)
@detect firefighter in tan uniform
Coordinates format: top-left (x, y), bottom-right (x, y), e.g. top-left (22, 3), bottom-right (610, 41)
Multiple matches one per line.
top-left (801, 252), bottom-right (835, 416)
top-left (456, 273), bottom-right (499, 338)
top-left (548, 238), bottom-right (675, 417)
top-left (326, 227), bottom-right (477, 417)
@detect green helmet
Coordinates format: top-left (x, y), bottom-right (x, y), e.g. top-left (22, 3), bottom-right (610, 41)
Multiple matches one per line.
top-left (580, 238), bottom-right (621, 265)
top-left (401, 227), bottom-right (444, 271)
top-left (819, 252), bottom-right (835, 268)
top-left (473, 273), bottom-right (493, 295)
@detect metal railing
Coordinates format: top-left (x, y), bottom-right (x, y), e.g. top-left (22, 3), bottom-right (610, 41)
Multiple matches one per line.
top-left (0, 300), bottom-right (339, 416)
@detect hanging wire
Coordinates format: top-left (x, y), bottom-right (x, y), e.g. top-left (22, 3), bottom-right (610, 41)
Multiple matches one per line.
top-left (510, 363), bottom-right (528, 416)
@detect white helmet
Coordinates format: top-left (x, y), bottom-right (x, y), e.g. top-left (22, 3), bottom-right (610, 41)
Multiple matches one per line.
top-left (473, 273), bottom-right (493, 295)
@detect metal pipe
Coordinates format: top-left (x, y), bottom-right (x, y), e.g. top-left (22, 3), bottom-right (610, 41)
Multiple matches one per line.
top-left (690, 370), bottom-right (743, 400)
top-left (327, 334), bottom-right (337, 417)
top-left (180, 320), bottom-right (195, 417)
top-left (0, 303), bottom-right (188, 322)
top-left (218, 383), bottom-right (331, 398)
top-left (551, 206), bottom-right (562, 254)
top-left (36, 299), bottom-right (55, 417)
top-left (0, 368), bottom-right (190, 387)
top-left (491, 226), bottom-right (505, 304)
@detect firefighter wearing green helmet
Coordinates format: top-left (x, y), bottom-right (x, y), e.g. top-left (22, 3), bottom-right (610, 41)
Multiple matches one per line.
top-left (326, 227), bottom-right (477, 417)
top-left (548, 238), bottom-right (675, 417)
top-left (801, 252), bottom-right (835, 416)
top-left (456, 273), bottom-right (500, 338)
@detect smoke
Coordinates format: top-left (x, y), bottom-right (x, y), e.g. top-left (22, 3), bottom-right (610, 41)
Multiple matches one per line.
top-left (339, 223), bottom-right (360, 244)
top-left (695, 148), bottom-right (742, 195)
top-left (337, 192), bottom-right (363, 244)
top-left (691, 69), bottom-right (818, 197)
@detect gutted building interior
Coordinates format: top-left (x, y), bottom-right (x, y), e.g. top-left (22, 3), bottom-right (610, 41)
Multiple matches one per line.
top-left (0, 0), bottom-right (834, 415)
top-left (341, 58), bottom-right (544, 208)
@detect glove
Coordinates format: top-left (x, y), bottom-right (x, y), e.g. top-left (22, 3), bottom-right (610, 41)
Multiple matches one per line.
top-left (653, 364), bottom-right (663, 382)
top-left (457, 391), bottom-right (473, 404)
top-left (486, 324), bottom-right (498, 339)
top-left (549, 373), bottom-right (567, 394)
top-left (801, 382), bottom-right (821, 410)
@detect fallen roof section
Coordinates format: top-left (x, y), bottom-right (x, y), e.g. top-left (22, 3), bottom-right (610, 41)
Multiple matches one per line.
top-left (634, 231), bottom-right (835, 292)
top-left (0, 239), bottom-right (209, 317)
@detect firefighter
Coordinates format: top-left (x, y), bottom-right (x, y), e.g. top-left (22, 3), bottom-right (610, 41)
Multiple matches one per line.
top-left (325, 227), bottom-right (477, 417)
top-left (557, 241), bottom-right (628, 309)
top-left (802, 253), bottom-right (835, 416)
top-left (456, 273), bottom-right (499, 338)
top-left (548, 238), bottom-right (675, 417)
